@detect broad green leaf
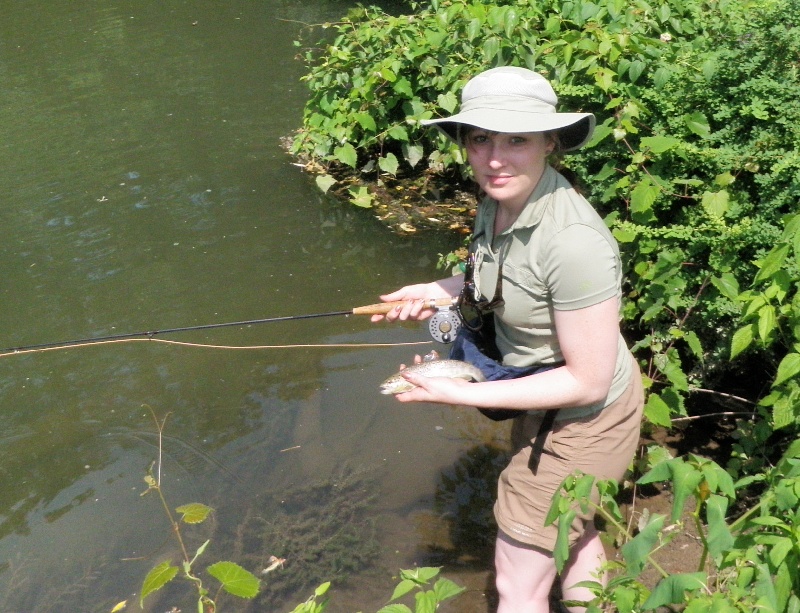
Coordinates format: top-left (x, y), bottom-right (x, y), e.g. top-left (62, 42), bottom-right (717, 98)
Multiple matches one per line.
top-left (642, 572), bottom-right (707, 609)
top-left (402, 143), bottom-right (424, 168)
top-left (315, 174), bottom-right (337, 194)
top-left (436, 91), bottom-right (459, 113)
top-left (393, 77), bottom-right (413, 98)
top-left (140, 561), bottom-right (179, 607)
top-left (710, 273), bottom-right (739, 301)
top-left (414, 590), bottom-right (438, 613)
top-left (390, 579), bottom-right (417, 601)
top-left (630, 179), bottom-right (658, 219)
top-left (754, 243), bottom-right (790, 283)
top-left (315, 582), bottom-right (331, 597)
top-left (621, 513), bottom-right (665, 576)
top-left (774, 352), bottom-right (800, 387)
top-left (348, 186), bottom-right (373, 208)
top-left (669, 461), bottom-right (703, 521)
top-left (628, 60), bottom-right (645, 83)
top-left (176, 502), bottom-right (213, 525)
top-left (378, 153), bottom-right (399, 176)
top-left (731, 325), bottom-right (754, 360)
top-left (705, 495), bottom-right (734, 559)
top-left (433, 578), bottom-right (465, 602)
top-left (757, 305), bottom-right (776, 344)
top-left (684, 111), bottom-right (711, 138)
top-left (207, 561), bottom-right (260, 599)
top-left (640, 136), bottom-right (679, 154)
top-left (377, 606), bottom-right (412, 613)
top-left (553, 508), bottom-right (576, 572)
top-left (684, 331), bottom-right (703, 360)
top-left (644, 393), bottom-right (672, 427)
top-left (773, 395), bottom-right (795, 430)
top-left (333, 142), bottom-right (358, 168)
top-left (354, 112), bottom-right (376, 132)
top-left (702, 190), bottom-right (729, 218)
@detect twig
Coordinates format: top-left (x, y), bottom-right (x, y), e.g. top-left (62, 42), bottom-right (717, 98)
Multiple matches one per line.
top-left (670, 411), bottom-right (755, 424)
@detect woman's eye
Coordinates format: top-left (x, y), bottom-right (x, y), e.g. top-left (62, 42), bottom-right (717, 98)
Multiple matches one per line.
top-left (471, 134), bottom-right (488, 144)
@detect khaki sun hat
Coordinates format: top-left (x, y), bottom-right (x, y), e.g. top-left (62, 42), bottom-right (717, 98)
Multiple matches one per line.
top-left (421, 66), bottom-right (595, 152)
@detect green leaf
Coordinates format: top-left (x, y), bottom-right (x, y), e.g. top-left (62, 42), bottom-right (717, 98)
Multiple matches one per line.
top-left (433, 578), bottom-right (465, 602)
top-left (642, 573), bottom-right (707, 609)
top-left (684, 331), bottom-right (703, 360)
top-left (644, 393), bottom-right (672, 427)
top-left (705, 495), bottom-right (734, 559)
top-left (630, 179), bottom-right (658, 221)
top-left (669, 460), bottom-right (703, 521)
top-left (377, 605), bottom-right (413, 613)
top-left (710, 273), bottom-right (739, 300)
top-left (315, 174), bottom-right (337, 194)
top-left (640, 136), bottom-right (680, 154)
top-left (553, 508), bottom-right (576, 572)
top-left (354, 112), bottom-right (376, 132)
top-left (333, 142), bottom-right (358, 168)
top-left (754, 244), bottom-right (790, 283)
top-left (684, 111), bottom-right (711, 138)
top-left (702, 190), bottom-right (729, 218)
top-left (757, 305), bottom-right (776, 344)
top-left (390, 579), bottom-right (417, 601)
top-left (140, 561), bottom-right (179, 607)
top-left (415, 589), bottom-right (438, 613)
top-left (730, 325), bottom-right (754, 359)
top-left (437, 91), bottom-right (459, 113)
top-left (621, 513), bottom-right (665, 576)
top-left (348, 186), bottom-right (373, 208)
top-left (774, 352), bottom-right (800, 387)
top-left (402, 143), bottom-right (424, 168)
top-left (176, 502), bottom-right (213, 524)
top-left (206, 561), bottom-right (260, 599)
top-left (378, 153), bottom-right (400, 175)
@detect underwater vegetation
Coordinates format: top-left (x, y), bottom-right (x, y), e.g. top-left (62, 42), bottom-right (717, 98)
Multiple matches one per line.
top-left (234, 464), bottom-right (382, 610)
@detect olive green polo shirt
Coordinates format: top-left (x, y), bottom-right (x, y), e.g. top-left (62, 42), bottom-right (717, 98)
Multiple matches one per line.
top-left (471, 165), bottom-right (633, 415)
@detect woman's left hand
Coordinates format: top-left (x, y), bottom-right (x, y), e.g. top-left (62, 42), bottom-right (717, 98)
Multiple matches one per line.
top-left (392, 370), bottom-right (476, 405)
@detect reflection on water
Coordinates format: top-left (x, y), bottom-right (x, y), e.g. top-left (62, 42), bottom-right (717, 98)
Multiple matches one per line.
top-left (0, 0), bottom-right (503, 611)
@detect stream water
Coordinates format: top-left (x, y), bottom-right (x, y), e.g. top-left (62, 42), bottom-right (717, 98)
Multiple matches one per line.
top-left (0, 2), bottom-right (505, 611)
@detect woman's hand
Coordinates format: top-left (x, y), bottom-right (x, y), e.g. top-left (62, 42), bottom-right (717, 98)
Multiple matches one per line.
top-left (371, 277), bottom-right (463, 323)
top-left (392, 369), bottom-right (477, 405)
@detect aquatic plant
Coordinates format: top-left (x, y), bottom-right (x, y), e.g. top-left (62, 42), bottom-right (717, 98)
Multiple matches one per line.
top-left (234, 464), bottom-right (382, 610)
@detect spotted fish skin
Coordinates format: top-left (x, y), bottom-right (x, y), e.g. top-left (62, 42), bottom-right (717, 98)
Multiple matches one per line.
top-left (379, 359), bottom-right (486, 395)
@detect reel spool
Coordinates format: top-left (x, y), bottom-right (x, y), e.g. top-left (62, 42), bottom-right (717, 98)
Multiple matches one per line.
top-left (428, 308), bottom-right (462, 344)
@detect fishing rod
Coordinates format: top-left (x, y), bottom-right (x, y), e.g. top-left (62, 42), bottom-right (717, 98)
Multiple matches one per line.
top-left (0, 297), bottom-right (458, 355)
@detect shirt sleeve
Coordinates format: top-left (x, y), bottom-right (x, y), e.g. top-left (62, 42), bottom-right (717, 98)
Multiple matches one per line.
top-left (542, 223), bottom-right (620, 311)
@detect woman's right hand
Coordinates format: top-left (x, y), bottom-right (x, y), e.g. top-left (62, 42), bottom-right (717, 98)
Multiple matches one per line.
top-left (371, 281), bottom-right (457, 323)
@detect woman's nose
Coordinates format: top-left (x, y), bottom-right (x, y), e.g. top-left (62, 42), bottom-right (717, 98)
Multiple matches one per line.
top-left (488, 144), bottom-right (505, 167)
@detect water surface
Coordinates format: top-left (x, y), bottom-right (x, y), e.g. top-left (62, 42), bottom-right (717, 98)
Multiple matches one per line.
top-left (0, 2), bottom-right (504, 611)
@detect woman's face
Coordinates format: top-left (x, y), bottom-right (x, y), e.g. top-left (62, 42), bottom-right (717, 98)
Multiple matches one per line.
top-left (464, 129), bottom-right (553, 210)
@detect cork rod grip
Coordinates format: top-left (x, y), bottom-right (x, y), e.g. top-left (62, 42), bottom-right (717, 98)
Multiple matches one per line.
top-left (351, 297), bottom-right (456, 316)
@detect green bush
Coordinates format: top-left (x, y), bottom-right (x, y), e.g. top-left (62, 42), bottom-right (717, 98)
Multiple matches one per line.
top-left (291, 0), bottom-right (800, 443)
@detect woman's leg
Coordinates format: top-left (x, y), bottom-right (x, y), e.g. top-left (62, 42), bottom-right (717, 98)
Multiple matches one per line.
top-left (560, 525), bottom-right (606, 612)
top-left (495, 531), bottom-right (558, 613)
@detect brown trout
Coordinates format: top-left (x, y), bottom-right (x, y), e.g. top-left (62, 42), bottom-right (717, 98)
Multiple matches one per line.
top-left (379, 359), bottom-right (486, 395)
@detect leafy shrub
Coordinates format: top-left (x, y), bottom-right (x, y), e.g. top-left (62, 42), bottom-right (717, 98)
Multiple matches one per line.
top-left (291, 0), bottom-right (800, 443)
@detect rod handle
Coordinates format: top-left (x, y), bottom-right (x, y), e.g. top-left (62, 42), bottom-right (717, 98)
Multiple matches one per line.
top-left (352, 297), bottom-right (456, 316)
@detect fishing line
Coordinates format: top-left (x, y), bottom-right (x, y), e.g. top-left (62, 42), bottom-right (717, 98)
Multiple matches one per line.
top-left (0, 297), bottom-right (455, 357)
top-left (0, 338), bottom-right (435, 358)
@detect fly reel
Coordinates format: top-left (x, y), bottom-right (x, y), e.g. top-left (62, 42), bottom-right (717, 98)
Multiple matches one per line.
top-left (428, 307), bottom-right (462, 344)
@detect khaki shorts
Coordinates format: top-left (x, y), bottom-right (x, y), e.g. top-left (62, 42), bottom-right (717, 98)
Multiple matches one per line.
top-left (494, 358), bottom-right (644, 551)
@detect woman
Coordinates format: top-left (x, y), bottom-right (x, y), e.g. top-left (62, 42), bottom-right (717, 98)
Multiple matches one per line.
top-left (373, 67), bottom-right (644, 612)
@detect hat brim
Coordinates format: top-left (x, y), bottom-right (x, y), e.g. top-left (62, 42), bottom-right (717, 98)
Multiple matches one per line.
top-left (421, 111), bottom-right (595, 152)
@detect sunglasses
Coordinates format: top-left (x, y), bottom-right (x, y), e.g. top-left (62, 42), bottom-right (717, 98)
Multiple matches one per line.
top-left (456, 239), bottom-right (507, 332)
